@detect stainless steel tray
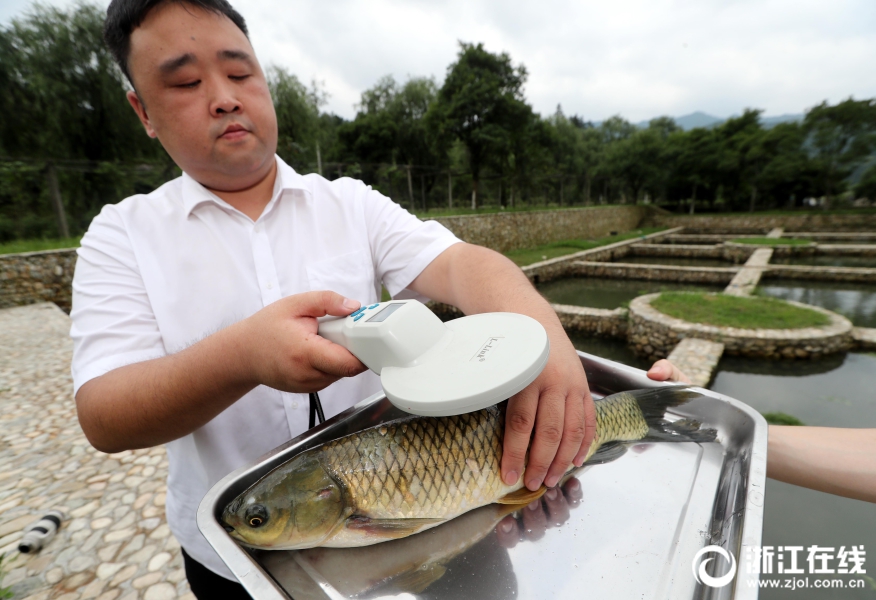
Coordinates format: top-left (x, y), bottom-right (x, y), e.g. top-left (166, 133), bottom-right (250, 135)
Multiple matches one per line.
top-left (198, 351), bottom-right (767, 599)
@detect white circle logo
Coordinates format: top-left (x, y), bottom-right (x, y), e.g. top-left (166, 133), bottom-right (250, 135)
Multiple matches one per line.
top-left (692, 545), bottom-right (737, 588)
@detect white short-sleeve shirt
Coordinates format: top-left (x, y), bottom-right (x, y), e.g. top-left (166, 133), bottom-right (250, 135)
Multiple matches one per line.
top-left (70, 156), bottom-right (461, 578)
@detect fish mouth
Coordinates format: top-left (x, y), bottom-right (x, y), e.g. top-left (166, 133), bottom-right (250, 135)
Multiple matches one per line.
top-left (223, 524), bottom-right (235, 533)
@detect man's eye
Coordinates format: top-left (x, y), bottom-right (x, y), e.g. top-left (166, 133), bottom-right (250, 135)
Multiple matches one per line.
top-left (177, 80), bottom-right (200, 89)
top-left (229, 75), bottom-right (251, 81)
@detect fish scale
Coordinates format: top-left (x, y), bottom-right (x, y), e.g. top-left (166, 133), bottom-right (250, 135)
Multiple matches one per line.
top-left (318, 406), bottom-right (507, 520)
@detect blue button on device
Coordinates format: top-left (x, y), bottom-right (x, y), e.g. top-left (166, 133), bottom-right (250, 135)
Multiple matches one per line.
top-left (353, 313), bottom-right (364, 322)
top-left (369, 304), bottom-right (380, 309)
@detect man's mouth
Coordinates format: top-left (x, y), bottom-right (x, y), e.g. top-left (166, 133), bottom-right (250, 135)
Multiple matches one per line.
top-left (220, 123), bottom-right (249, 140)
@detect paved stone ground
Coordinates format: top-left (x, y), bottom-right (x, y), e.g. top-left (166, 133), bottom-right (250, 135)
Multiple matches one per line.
top-left (666, 338), bottom-right (725, 388)
top-left (724, 248), bottom-right (773, 296)
top-left (0, 303), bottom-right (193, 600)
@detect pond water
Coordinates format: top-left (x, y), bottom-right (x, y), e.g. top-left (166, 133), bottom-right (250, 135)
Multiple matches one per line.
top-left (537, 277), bottom-right (724, 309)
top-left (567, 331), bottom-right (651, 370)
top-left (758, 280), bottom-right (876, 328)
top-left (614, 255), bottom-right (736, 268)
top-left (710, 353), bottom-right (876, 600)
top-left (770, 255), bottom-right (876, 268)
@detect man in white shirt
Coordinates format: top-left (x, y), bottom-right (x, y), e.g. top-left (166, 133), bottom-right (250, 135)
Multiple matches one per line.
top-left (74, 0), bottom-right (596, 596)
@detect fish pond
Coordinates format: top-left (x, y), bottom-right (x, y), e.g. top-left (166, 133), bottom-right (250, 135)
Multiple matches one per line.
top-left (611, 255), bottom-right (736, 268)
top-left (710, 353), bottom-right (876, 600)
top-left (537, 277), bottom-right (724, 309)
top-left (769, 255), bottom-right (876, 268)
top-left (757, 279), bottom-right (876, 328)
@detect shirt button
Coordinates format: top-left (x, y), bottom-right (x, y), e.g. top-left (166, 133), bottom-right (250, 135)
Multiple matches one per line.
top-left (267, 282), bottom-right (273, 290)
top-left (291, 401), bottom-right (299, 409)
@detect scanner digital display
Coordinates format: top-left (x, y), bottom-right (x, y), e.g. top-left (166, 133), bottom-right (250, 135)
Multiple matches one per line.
top-left (367, 303), bottom-right (405, 323)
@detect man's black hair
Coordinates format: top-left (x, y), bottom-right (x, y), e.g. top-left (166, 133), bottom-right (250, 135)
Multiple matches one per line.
top-left (104, 0), bottom-right (249, 85)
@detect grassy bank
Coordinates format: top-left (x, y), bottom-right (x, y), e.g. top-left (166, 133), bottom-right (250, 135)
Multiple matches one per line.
top-left (732, 237), bottom-right (812, 246)
top-left (506, 228), bottom-right (666, 266)
top-left (651, 292), bottom-right (831, 329)
top-left (413, 203), bottom-right (635, 219)
top-left (0, 237), bottom-right (81, 255)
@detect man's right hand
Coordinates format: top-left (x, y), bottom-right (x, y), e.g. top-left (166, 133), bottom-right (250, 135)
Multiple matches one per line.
top-left (76, 290), bottom-right (367, 452)
top-left (238, 291), bottom-right (367, 393)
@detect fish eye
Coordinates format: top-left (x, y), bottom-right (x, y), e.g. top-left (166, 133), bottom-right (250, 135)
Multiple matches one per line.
top-left (245, 504), bottom-right (268, 528)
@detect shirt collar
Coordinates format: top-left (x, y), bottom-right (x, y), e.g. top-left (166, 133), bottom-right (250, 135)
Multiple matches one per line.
top-left (180, 155), bottom-right (310, 218)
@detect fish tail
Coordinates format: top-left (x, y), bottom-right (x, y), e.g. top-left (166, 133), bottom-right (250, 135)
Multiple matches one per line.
top-left (627, 385), bottom-right (717, 444)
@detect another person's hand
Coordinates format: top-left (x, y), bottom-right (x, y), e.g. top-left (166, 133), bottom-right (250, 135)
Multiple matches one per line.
top-left (495, 477), bottom-right (584, 547)
top-left (239, 291), bottom-right (367, 393)
top-left (503, 333), bottom-right (597, 491)
top-left (646, 358), bottom-right (692, 384)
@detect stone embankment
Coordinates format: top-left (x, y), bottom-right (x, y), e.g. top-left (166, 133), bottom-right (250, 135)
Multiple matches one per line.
top-left (0, 249), bottom-right (77, 312)
top-left (627, 293), bottom-right (854, 362)
top-left (0, 303), bottom-right (193, 600)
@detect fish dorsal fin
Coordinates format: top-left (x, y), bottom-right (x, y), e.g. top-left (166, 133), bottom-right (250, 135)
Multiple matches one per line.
top-left (344, 516), bottom-right (444, 539)
top-left (496, 485), bottom-right (548, 505)
top-left (386, 563), bottom-right (448, 594)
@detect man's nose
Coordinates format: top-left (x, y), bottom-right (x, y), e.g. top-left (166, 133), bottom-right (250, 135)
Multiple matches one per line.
top-left (210, 81), bottom-right (242, 116)
top-left (212, 97), bottom-right (241, 116)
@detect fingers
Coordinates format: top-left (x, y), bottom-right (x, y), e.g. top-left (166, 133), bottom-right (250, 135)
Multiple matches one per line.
top-left (307, 335), bottom-right (367, 380)
top-left (647, 359), bottom-right (693, 384)
top-left (562, 477), bottom-right (583, 507)
top-left (502, 386), bottom-right (539, 486)
top-left (543, 390), bottom-right (586, 488)
top-left (522, 384), bottom-right (568, 490)
top-left (573, 392), bottom-right (598, 466)
top-left (290, 290), bottom-right (361, 319)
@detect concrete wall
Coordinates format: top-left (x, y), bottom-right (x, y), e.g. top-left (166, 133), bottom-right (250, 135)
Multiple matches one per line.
top-left (646, 213), bottom-right (876, 231)
top-left (431, 205), bottom-right (651, 253)
top-left (0, 248), bottom-right (77, 313)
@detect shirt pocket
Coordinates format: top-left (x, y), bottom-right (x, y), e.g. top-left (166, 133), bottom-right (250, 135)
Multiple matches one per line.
top-left (305, 249), bottom-right (376, 302)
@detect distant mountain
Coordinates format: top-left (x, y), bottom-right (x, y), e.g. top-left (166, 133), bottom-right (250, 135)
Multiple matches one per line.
top-left (632, 111), bottom-right (804, 131)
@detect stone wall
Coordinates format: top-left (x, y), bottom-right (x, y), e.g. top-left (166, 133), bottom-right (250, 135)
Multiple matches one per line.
top-left (431, 205), bottom-right (651, 253)
top-left (0, 248), bottom-right (77, 313)
top-left (628, 293), bottom-right (853, 361)
top-left (761, 266), bottom-right (876, 283)
top-left (521, 227), bottom-right (682, 284)
top-left (628, 243), bottom-right (727, 259)
top-left (646, 213), bottom-right (876, 231)
top-left (566, 261), bottom-right (739, 284)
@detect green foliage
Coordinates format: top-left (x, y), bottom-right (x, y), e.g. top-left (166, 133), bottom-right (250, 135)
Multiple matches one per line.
top-left (427, 42), bottom-right (534, 208)
top-left (0, 236), bottom-right (81, 255)
top-left (269, 67), bottom-right (326, 172)
top-left (651, 292), bottom-right (831, 329)
top-left (2, 3), bottom-right (876, 241)
top-left (855, 163), bottom-right (876, 199)
top-left (761, 412), bottom-right (805, 426)
top-left (731, 237), bottom-right (812, 245)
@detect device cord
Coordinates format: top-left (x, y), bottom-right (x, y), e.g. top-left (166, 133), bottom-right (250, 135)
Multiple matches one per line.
top-left (309, 392), bottom-right (325, 428)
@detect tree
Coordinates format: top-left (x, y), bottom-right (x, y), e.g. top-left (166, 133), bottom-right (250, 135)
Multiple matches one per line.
top-left (855, 164), bottom-right (876, 200)
top-left (805, 98), bottom-right (876, 201)
top-left (269, 67), bottom-right (325, 172)
top-left (427, 42), bottom-right (532, 209)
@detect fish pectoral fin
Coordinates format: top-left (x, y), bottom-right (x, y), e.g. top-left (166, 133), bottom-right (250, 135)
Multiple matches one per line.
top-left (344, 516), bottom-right (444, 539)
top-left (496, 485), bottom-right (548, 505)
top-left (387, 562), bottom-right (448, 594)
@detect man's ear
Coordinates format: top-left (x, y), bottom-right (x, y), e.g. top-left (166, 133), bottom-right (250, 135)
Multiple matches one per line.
top-left (126, 90), bottom-right (158, 138)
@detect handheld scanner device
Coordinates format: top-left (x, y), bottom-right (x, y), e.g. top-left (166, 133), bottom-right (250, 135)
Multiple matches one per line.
top-left (318, 299), bottom-right (550, 416)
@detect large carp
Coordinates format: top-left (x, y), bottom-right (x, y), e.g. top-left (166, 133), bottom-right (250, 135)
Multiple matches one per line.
top-left (222, 386), bottom-right (715, 550)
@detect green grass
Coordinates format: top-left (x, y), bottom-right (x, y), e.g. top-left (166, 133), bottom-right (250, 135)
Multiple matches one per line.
top-left (0, 553), bottom-right (14, 599)
top-left (762, 411), bottom-right (805, 426)
top-left (0, 237), bottom-right (81, 255)
top-left (413, 203), bottom-right (632, 219)
top-left (732, 237), bottom-right (813, 246)
top-left (651, 292), bottom-right (831, 329)
top-left (505, 228), bottom-right (667, 267)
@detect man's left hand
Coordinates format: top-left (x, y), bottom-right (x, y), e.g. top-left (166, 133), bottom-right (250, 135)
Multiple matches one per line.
top-left (502, 327), bottom-right (596, 490)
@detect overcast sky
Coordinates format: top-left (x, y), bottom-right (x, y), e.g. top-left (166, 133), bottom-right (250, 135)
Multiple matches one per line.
top-left (3, 0), bottom-right (875, 122)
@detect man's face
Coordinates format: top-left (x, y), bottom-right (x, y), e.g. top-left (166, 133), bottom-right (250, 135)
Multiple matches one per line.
top-left (126, 2), bottom-right (277, 191)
